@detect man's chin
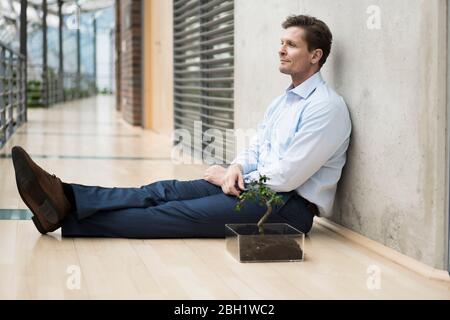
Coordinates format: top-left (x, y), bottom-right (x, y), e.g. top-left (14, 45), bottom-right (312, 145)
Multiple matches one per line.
top-left (278, 67), bottom-right (290, 75)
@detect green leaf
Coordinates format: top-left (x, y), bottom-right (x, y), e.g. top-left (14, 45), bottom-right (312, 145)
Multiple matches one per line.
top-left (233, 174), bottom-right (285, 230)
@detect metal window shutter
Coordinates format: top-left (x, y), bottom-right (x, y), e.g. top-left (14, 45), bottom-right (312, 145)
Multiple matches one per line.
top-left (173, 0), bottom-right (234, 164)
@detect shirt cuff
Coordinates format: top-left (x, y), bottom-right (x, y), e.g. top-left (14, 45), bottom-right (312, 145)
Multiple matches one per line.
top-left (230, 159), bottom-right (256, 175)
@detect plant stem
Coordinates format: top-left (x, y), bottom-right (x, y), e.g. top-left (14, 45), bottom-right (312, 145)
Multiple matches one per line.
top-left (257, 205), bottom-right (272, 234)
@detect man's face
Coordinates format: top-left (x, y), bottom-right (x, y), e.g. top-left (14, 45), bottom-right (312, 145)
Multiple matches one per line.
top-left (278, 26), bottom-right (318, 78)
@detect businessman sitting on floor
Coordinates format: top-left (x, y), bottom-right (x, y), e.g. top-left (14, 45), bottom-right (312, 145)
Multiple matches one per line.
top-left (11, 15), bottom-right (351, 238)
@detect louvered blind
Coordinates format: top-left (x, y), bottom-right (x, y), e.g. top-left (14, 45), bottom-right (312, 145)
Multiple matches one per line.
top-left (173, 0), bottom-right (234, 164)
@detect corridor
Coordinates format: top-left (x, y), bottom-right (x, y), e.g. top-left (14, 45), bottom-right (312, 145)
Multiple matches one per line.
top-left (0, 96), bottom-right (449, 299)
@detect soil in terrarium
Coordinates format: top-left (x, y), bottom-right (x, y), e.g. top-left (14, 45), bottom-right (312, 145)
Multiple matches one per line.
top-left (239, 236), bottom-right (303, 262)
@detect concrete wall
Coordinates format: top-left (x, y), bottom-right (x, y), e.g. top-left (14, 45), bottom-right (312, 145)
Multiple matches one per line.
top-left (234, 0), bottom-right (448, 269)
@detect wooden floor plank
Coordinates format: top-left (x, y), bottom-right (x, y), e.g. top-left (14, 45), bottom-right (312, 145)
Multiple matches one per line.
top-left (73, 237), bottom-right (161, 299)
top-left (184, 239), bottom-right (310, 299)
top-left (138, 239), bottom-right (239, 299)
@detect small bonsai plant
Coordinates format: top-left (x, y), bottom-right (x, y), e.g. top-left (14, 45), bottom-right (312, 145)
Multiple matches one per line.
top-left (235, 174), bottom-right (284, 234)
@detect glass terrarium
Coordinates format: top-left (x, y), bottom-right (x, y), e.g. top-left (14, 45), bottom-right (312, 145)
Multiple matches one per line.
top-left (225, 223), bottom-right (305, 263)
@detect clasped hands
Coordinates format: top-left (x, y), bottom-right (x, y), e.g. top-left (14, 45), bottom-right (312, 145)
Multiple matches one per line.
top-left (203, 164), bottom-right (245, 196)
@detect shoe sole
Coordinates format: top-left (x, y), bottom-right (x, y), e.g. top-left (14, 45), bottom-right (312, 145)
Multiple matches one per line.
top-left (12, 147), bottom-right (60, 232)
top-left (32, 216), bottom-right (47, 234)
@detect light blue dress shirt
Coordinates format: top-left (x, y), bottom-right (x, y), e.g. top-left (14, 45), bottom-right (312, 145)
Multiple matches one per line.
top-left (232, 72), bottom-right (351, 217)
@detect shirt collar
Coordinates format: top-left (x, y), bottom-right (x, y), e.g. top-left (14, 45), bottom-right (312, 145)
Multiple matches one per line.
top-left (286, 71), bottom-right (323, 99)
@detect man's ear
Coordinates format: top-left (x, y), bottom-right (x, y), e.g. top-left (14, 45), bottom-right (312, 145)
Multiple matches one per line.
top-left (311, 48), bottom-right (323, 65)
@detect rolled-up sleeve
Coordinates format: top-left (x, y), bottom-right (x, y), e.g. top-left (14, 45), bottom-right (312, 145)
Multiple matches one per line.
top-left (258, 101), bottom-right (351, 192)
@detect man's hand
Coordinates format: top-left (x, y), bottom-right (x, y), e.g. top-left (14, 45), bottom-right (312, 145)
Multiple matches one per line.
top-left (221, 164), bottom-right (245, 196)
top-left (203, 165), bottom-right (227, 187)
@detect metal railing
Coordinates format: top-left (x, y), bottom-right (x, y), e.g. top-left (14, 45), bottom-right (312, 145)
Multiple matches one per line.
top-left (27, 65), bottom-right (97, 107)
top-left (0, 42), bottom-right (26, 149)
top-left (27, 65), bottom-right (61, 107)
top-left (63, 72), bottom-right (96, 101)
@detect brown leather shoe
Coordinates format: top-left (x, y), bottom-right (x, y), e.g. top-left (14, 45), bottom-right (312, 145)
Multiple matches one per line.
top-left (11, 146), bottom-right (72, 234)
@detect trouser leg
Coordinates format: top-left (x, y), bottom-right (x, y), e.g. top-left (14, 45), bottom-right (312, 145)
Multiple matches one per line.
top-left (61, 190), bottom-right (314, 238)
top-left (69, 179), bottom-right (222, 220)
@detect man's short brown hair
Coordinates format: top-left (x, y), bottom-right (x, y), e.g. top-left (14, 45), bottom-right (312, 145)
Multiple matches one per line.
top-left (282, 15), bottom-right (332, 68)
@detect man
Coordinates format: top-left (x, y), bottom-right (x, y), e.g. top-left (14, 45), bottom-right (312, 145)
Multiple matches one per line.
top-left (11, 15), bottom-right (351, 238)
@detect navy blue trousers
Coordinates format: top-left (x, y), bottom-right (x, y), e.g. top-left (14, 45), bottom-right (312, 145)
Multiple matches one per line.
top-left (61, 179), bottom-right (314, 238)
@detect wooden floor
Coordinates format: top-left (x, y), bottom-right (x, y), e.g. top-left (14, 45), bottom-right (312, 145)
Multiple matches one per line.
top-left (0, 96), bottom-right (449, 299)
